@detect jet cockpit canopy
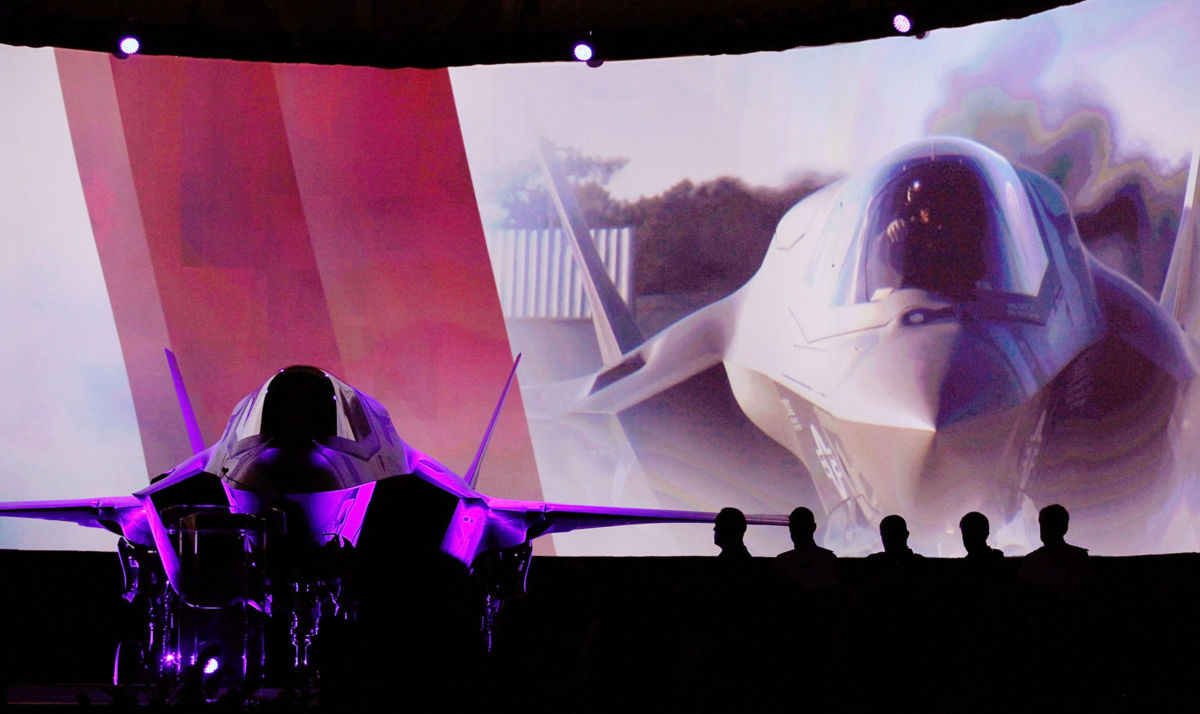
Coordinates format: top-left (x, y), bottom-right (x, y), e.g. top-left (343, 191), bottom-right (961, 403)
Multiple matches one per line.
top-left (227, 366), bottom-right (375, 452)
top-left (810, 137), bottom-right (1050, 309)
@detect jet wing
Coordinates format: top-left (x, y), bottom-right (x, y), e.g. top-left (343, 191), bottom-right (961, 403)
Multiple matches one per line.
top-left (0, 496), bottom-right (144, 533)
top-left (486, 497), bottom-right (787, 536)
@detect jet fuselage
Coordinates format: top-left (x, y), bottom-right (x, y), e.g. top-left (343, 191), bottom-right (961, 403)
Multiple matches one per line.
top-left (722, 138), bottom-right (1194, 551)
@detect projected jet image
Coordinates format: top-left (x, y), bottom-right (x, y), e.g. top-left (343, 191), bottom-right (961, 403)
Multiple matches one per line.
top-left (453, 0), bottom-right (1200, 557)
top-left (509, 136), bottom-right (1200, 557)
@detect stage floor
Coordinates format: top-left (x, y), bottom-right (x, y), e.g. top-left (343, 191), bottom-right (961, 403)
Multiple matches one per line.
top-left (4, 552), bottom-right (1200, 710)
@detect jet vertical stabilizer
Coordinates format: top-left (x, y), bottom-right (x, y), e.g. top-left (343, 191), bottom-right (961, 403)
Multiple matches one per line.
top-left (165, 348), bottom-right (205, 455)
top-left (536, 135), bottom-right (644, 366)
top-left (464, 355), bottom-right (521, 489)
top-left (1160, 147), bottom-right (1200, 339)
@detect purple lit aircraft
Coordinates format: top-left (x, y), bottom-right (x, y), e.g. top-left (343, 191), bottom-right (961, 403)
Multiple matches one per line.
top-left (0, 352), bottom-right (785, 685)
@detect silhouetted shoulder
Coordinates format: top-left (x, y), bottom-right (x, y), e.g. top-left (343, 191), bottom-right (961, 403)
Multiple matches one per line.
top-left (775, 545), bottom-right (836, 563)
top-left (965, 547), bottom-right (1004, 562)
top-left (718, 542), bottom-right (752, 563)
top-left (1023, 542), bottom-right (1088, 563)
top-left (775, 544), bottom-right (839, 589)
top-left (1018, 542), bottom-right (1090, 597)
top-left (865, 549), bottom-right (924, 564)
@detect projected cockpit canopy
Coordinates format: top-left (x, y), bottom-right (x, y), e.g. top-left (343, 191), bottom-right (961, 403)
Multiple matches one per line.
top-left (811, 138), bottom-right (1050, 308)
top-left (865, 159), bottom-right (998, 297)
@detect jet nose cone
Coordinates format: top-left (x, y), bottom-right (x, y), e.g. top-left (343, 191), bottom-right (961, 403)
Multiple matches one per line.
top-left (825, 313), bottom-right (1036, 524)
top-left (835, 313), bottom-right (1029, 431)
top-left (935, 324), bottom-right (1028, 428)
top-left (232, 444), bottom-right (345, 493)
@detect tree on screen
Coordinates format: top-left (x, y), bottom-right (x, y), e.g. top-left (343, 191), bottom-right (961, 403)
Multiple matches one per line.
top-left (496, 146), bottom-right (831, 300)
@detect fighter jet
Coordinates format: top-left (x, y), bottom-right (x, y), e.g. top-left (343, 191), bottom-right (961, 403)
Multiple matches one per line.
top-left (0, 351), bottom-right (786, 685)
top-left (524, 135), bottom-right (1200, 556)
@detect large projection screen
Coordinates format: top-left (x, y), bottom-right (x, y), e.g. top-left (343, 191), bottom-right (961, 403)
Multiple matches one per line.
top-left (2, 0), bottom-right (1199, 557)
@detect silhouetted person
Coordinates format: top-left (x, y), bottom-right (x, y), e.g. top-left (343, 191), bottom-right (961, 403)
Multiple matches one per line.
top-left (774, 507), bottom-right (838, 590)
top-left (864, 514), bottom-right (927, 587)
top-left (709, 505), bottom-right (760, 609)
top-left (859, 515), bottom-right (929, 707)
top-left (769, 507), bottom-right (843, 708)
top-left (1015, 505), bottom-right (1093, 710)
top-left (714, 507), bottom-right (751, 562)
top-left (1018, 504), bottom-right (1089, 598)
top-left (948, 511), bottom-right (1009, 709)
top-left (691, 507), bottom-right (768, 708)
top-left (960, 511), bottom-right (1004, 561)
top-left (956, 510), bottom-right (1007, 598)
top-left (869, 514), bottom-right (921, 561)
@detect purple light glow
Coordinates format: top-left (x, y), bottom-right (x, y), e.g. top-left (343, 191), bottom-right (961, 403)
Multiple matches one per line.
top-left (118, 37), bottom-right (140, 55)
top-left (165, 348), bottom-right (204, 454)
top-left (339, 481), bottom-right (376, 546)
top-left (573, 43), bottom-right (594, 62)
top-left (893, 14), bottom-right (912, 34)
top-left (440, 500), bottom-right (490, 563)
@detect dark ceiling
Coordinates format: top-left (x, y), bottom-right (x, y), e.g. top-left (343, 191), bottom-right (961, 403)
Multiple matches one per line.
top-left (0, 0), bottom-right (1081, 68)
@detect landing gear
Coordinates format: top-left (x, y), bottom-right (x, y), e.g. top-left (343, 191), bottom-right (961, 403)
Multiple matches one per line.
top-left (473, 542), bottom-right (533, 651)
top-left (112, 516), bottom-right (362, 699)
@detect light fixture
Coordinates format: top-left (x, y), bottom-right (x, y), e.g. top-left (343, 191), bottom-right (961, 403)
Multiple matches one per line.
top-left (572, 33), bottom-right (603, 67)
top-left (115, 35), bottom-right (140, 58)
top-left (893, 14), bottom-right (913, 34)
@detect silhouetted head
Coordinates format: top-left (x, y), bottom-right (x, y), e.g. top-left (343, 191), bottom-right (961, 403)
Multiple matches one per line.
top-left (714, 507), bottom-right (747, 549)
top-left (879, 514), bottom-right (910, 554)
top-left (788, 506), bottom-right (817, 546)
top-left (959, 511), bottom-right (990, 554)
top-left (1039, 504), bottom-right (1070, 546)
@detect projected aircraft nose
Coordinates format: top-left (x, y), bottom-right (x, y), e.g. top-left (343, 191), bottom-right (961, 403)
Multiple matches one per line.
top-left (935, 323), bottom-right (1028, 428)
top-left (823, 314), bottom-right (1033, 520)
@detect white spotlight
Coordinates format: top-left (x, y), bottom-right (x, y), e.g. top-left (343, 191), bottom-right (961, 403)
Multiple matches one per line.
top-left (893, 14), bottom-right (912, 34)
top-left (573, 42), bottom-right (594, 63)
top-left (118, 36), bottom-right (140, 56)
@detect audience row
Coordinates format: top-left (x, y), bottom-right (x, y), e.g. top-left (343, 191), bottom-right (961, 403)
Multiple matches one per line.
top-left (713, 503), bottom-right (1090, 596)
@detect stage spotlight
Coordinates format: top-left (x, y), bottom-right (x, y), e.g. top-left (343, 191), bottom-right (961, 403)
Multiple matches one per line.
top-left (893, 14), bottom-right (913, 34)
top-left (115, 35), bottom-right (140, 58)
top-left (203, 657), bottom-right (220, 675)
top-left (572, 33), bottom-right (603, 67)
